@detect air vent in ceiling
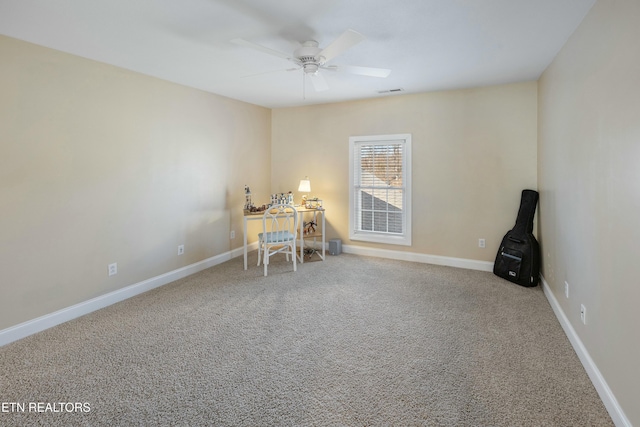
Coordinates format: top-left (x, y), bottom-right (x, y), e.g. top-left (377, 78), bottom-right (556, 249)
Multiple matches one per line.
top-left (377, 88), bottom-right (404, 94)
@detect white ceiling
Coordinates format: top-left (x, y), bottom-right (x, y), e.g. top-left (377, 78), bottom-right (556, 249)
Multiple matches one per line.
top-left (0, 0), bottom-right (596, 108)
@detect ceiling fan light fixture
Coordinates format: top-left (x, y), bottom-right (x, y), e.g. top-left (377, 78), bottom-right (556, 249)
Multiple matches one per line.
top-left (303, 63), bottom-right (319, 74)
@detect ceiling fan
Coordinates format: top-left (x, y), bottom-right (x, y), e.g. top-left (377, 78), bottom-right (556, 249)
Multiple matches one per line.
top-left (231, 29), bottom-right (391, 92)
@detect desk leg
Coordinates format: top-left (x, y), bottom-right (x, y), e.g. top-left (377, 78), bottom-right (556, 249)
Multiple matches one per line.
top-left (243, 217), bottom-right (248, 270)
top-left (321, 211), bottom-right (326, 260)
top-left (298, 211), bottom-right (304, 263)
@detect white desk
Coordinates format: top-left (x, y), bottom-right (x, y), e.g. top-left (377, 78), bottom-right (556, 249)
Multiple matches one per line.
top-left (243, 207), bottom-right (326, 270)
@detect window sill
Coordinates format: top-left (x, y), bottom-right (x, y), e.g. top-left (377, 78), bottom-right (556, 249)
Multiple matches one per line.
top-left (350, 231), bottom-right (412, 246)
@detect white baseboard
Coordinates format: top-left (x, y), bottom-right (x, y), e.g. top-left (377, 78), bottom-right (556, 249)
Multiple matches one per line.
top-left (342, 244), bottom-right (494, 272)
top-left (540, 275), bottom-right (631, 427)
top-left (0, 243), bottom-right (257, 347)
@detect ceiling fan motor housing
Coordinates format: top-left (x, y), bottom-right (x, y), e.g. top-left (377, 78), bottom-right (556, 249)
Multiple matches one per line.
top-left (294, 41), bottom-right (325, 74)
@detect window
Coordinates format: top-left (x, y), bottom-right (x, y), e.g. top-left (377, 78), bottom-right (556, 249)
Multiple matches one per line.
top-left (349, 134), bottom-right (411, 246)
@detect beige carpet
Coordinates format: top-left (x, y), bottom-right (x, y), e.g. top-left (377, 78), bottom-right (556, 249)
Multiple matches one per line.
top-left (0, 253), bottom-right (613, 426)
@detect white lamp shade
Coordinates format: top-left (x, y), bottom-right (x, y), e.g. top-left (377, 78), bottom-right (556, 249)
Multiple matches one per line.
top-left (298, 178), bottom-right (311, 193)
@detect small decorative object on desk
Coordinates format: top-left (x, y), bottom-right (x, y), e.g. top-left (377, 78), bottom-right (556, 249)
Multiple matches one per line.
top-left (270, 192), bottom-right (294, 206)
top-left (305, 198), bottom-right (323, 209)
top-left (243, 185), bottom-right (268, 214)
top-left (244, 186), bottom-right (254, 211)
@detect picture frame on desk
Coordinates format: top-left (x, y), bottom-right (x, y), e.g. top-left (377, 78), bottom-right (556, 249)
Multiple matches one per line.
top-left (305, 198), bottom-right (323, 209)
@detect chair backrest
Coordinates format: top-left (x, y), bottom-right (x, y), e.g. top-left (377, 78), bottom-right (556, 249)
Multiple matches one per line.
top-left (262, 204), bottom-right (298, 241)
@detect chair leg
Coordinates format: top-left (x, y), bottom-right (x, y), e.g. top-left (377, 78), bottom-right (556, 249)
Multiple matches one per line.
top-left (257, 238), bottom-right (263, 266)
top-left (263, 246), bottom-right (269, 276)
top-left (292, 243), bottom-right (297, 272)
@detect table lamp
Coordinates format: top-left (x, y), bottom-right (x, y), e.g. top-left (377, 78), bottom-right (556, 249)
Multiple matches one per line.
top-left (298, 177), bottom-right (311, 206)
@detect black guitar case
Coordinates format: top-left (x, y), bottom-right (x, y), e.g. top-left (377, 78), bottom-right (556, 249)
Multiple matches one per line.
top-left (493, 189), bottom-right (540, 287)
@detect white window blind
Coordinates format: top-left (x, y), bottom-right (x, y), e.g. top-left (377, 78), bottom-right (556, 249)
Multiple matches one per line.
top-left (349, 134), bottom-right (411, 246)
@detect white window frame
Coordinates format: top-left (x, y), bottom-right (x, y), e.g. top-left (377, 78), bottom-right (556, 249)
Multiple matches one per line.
top-left (349, 133), bottom-right (412, 246)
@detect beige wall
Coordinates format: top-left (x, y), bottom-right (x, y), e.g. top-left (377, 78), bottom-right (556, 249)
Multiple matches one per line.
top-left (272, 82), bottom-right (537, 262)
top-left (0, 35), bottom-right (271, 330)
top-left (538, 0), bottom-right (640, 424)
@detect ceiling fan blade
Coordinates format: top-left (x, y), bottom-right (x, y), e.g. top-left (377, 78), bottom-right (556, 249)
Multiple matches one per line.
top-left (318, 29), bottom-right (365, 63)
top-left (308, 72), bottom-right (329, 92)
top-left (323, 64), bottom-right (391, 78)
top-left (231, 38), bottom-right (292, 61)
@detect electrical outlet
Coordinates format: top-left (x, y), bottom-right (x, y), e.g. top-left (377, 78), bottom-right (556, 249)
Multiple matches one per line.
top-left (108, 263), bottom-right (117, 277)
top-left (178, 245), bottom-right (184, 255)
top-left (580, 304), bottom-right (586, 325)
top-left (230, 230), bottom-right (235, 239)
top-left (478, 238), bottom-right (485, 248)
top-left (564, 281), bottom-right (569, 298)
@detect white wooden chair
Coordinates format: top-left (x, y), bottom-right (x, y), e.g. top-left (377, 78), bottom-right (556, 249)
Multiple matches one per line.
top-left (257, 204), bottom-right (298, 276)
